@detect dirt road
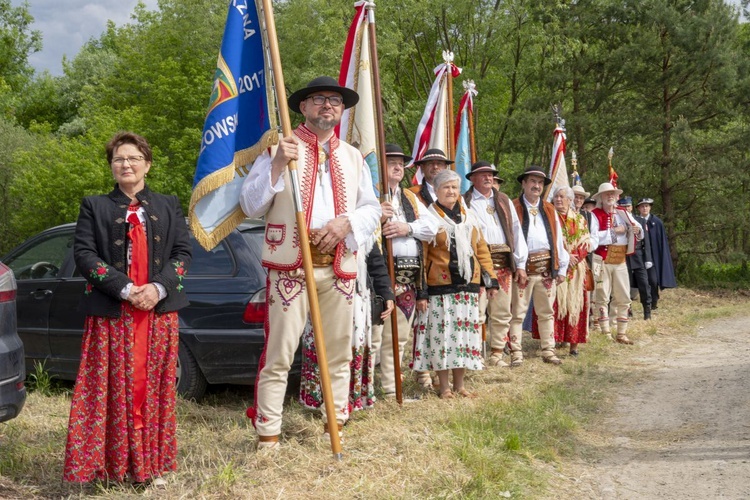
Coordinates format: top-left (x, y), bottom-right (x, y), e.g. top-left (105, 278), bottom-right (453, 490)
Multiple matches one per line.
top-left (562, 316), bottom-right (750, 499)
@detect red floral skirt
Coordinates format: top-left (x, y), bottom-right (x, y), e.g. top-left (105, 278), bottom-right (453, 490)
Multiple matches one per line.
top-left (63, 304), bottom-right (179, 483)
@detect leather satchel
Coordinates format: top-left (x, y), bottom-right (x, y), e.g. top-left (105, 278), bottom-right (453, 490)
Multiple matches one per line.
top-left (394, 256), bottom-right (420, 284)
top-left (371, 294), bottom-right (386, 325)
top-left (584, 266), bottom-right (595, 292)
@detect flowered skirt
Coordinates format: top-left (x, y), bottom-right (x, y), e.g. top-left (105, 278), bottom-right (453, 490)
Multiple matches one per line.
top-left (63, 304), bottom-right (178, 483)
top-left (299, 290), bottom-right (375, 412)
top-left (412, 292), bottom-right (484, 371)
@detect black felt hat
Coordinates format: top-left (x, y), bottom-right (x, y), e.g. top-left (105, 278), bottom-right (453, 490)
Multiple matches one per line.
top-left (413, 148), bottom-right (454, 165)
top-left (466, 160), bottom-right (503, 184)
top-left (516, 165), bottom-right (551, 185)
top-left (385, 143), bottom-right (413, 163)
top-left (287, 76), bottom-right (359, 114)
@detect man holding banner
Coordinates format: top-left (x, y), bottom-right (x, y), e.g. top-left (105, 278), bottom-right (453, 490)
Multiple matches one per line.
top-left (239, 76), bottom-right (380, 449)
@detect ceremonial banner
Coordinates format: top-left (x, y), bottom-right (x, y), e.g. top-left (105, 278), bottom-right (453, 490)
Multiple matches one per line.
top-left (410, 51), bottom-right (461, 184)
top-left (454, 80), bottom-right (476, 193)
top-left (338, 1), bottom-right (380, 195)
top-left (608, 147), bottom-right (619, 188)
top-left (189, 0), bottom-right (277, 251)
top-left (544, 120), bottom-right (569, 202)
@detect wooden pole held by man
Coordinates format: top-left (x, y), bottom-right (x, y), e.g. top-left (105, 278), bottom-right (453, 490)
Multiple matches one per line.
top-left (366, 3), bottom-right (403, 405)
top-left (261, 0), bottom-right (342, 459)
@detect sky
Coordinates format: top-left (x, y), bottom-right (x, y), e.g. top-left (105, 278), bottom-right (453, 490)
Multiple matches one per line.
top-left (10, 0), bottom-right (160, 76)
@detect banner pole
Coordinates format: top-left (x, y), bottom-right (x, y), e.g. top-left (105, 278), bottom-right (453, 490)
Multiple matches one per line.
top-left (366, 3), bottom-right (403, 405)
top-left (261, 0), bottom-right (342, 460)
top-left (447, 65), bottom-right (455, 164)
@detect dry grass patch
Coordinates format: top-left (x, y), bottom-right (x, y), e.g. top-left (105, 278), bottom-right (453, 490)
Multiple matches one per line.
top-left (1, 288), bottom-right (748, 499)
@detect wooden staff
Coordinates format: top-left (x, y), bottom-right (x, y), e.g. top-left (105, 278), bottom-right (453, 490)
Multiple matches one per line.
top-left (468, 99), bottom-right (477, 164)
top-left (367, 4), bottom-right (403, 405)
top-left (261, 0), bottom-right (342, 460)
top-left (446, 62), bottom-right (455, 163)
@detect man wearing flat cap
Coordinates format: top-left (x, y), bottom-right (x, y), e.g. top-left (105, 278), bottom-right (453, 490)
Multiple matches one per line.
top-left (637, 197), bottom-right (676, 310)
top-left (508, 166), bottom-right (570, 366)
top-left (619, 196), bottom-right (652, 320)
top-left (372, 143), bottom-right (439, 395)
top-left (463, 161), bottom-right (528, 367)
top-left (240, 76), bottom-right (381, 448)
top-left (590, 183), bottom-right (643, 344)
top-left (409, 148), bottom-right (453, 206)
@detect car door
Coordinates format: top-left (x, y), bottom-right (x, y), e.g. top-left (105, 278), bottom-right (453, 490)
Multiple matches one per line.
top-left (3, 228), bottom-right (74, 372)
top-left (47, 241), bottom-right (87, 380)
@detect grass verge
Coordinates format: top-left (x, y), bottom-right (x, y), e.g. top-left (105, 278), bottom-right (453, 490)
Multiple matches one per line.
top-left (0, 288), bottom-right (748, 499)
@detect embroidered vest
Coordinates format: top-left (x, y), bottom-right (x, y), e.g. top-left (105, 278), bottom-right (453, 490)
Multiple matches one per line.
top-left (261, 125), bottom-right (363, 279)
top-left (512, 197), bottom-right (560, 276)
top-left (463, 187), bottom-right (516, 272)
top-left (409, 182), bottom-right (434, 206)
top-left (592, 207), bottom-right (636, 260)
top-left (399, 187), bottom-right (420, 222)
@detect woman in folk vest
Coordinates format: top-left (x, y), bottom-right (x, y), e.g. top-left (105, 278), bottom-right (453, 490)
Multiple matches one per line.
top-left (412, 169), bottom-right (498, 399)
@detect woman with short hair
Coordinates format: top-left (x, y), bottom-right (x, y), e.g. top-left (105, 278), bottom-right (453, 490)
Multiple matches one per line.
top-left (412, 169), bottom-right (497, 399)
top-left (64, 131), bottom-right (191, 484)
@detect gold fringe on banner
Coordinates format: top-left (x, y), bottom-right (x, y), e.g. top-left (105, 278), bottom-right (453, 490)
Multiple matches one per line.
top-left (188, 128), bottom-right (279, 251)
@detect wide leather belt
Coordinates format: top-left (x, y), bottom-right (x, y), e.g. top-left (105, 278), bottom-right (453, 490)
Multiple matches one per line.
top-left (604, 245), bottom-right (627, 265)
top-left (527, 250), bottom-right (551, 275)
top-left (488, 244), bottom-right (512, 269)
top-left (394, 256), bottom-right (420, 284)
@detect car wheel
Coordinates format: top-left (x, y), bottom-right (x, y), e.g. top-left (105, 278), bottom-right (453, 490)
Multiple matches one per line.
top-left (176, 341), bottom-right (207, 401)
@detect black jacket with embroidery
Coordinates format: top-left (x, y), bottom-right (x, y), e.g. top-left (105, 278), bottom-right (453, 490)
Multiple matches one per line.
top-left (74, 184), bottom-right (192, 317)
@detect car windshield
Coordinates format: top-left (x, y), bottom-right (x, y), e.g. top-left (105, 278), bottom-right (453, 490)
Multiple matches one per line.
top-left (239, 228), bottom-right (264, 266)
top-left (4, 232), bottom-right (72, 280)
top-left (189, 239), bottom-right (235, 276)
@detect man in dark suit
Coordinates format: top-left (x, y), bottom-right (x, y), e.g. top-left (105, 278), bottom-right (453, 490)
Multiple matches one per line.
top-left (619, 197), bottom-right (652, 319)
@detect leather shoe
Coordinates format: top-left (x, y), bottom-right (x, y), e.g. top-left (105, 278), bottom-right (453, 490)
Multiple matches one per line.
top-left (542, 355), bottom-right (562, 365)
top-left (615, 335), bottom-right (634, 345)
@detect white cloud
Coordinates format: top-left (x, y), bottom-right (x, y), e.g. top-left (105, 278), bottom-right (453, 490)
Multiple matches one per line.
top-left (11, 0), bottom-right (160, 76)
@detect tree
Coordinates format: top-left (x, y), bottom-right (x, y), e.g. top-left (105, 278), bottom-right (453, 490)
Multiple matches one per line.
top-left (0, 0), bottom-right (41, 117)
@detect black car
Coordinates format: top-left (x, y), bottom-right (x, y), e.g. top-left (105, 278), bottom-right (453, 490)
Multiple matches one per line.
top-left (2, 221), bottom-right (273, 401)
top-left (0, 261), bottom-right (26, 422)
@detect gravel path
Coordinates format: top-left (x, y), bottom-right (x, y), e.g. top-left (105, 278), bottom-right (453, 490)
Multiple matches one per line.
top-left (566, 316), bottom-right (750, 499)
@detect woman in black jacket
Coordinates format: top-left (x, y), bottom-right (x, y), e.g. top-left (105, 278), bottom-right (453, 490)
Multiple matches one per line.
top-left (63, 131), bottom-right (191, 485)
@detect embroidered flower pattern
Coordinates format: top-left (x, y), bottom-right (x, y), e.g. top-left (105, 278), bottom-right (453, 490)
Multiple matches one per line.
top-left (172, 261), bottom-right (186, 292)
top-left (89, 262), bottom-right (109, 282)
top-left (412, 292), bottom-right (483, 371)
top-left (84, 282), bottom-right (93, 296)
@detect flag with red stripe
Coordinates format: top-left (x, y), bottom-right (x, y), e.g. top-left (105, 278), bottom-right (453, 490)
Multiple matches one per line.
top-left (409, 52), bottom-right (461, 184)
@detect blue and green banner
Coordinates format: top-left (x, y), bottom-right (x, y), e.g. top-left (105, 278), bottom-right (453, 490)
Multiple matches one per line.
top-left (189, 0), bottom-right (277, 251)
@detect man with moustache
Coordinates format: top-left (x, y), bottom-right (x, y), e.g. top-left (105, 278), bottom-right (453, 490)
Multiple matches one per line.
top-left (463, 161), bottom-right (528, 368)
top-left (508, 166), bottom-right (569, 366)
top-left (372, 144), bottom-right (438, 396)
top-left (240, 76), bottom-right (381, 448)
top-left (590, 183), bottom-right (643, 344)
top-left (409, 148), bottom-right (453, 206)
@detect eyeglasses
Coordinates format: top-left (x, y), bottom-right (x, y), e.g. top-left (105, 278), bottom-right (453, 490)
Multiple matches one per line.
top-left (306, 95), bottom-right (343, 106)
top-left (112, 155), bottom-right (146, 166)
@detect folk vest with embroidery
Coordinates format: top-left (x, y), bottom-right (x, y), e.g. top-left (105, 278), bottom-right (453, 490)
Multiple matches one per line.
top-left (512, 197), bottom-right (560, 276)
top-left (463, 187), bottom-right (516, 272)
top-left (261, 124), bottom-right (363, 279)
top-left (592, 207), bottom-right (635, 260)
